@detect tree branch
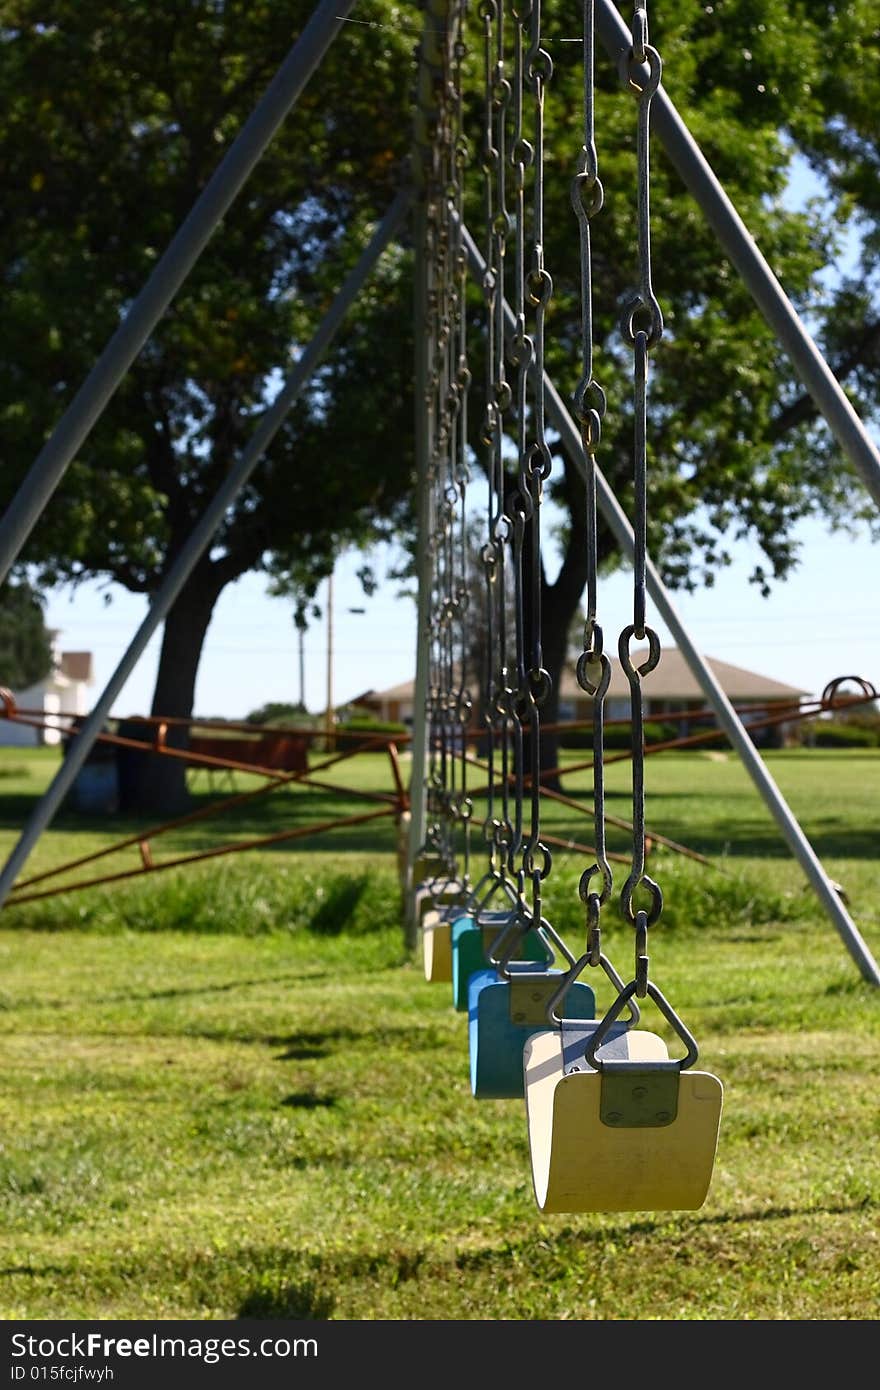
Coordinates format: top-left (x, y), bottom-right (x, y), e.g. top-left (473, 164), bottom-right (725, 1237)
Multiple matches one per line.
top-left (770, 316), bottom-right (880, 441)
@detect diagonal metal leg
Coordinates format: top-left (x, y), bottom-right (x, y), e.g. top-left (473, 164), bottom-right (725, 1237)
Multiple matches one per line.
top-left (460, 219), bottom-right (880, 988)
top-left (0, 0), bottom-right (358, 588)
top-left (596, 0), bottom-right (880, 511)
top-left (0, 189), bottom-right (412, 909)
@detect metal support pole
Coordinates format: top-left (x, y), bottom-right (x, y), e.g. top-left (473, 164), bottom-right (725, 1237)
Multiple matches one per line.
top-left (0, 0), bottom-right (357, 588)
top-left (461, 220), bottom-right (880, 988)
top-left (0, 190), bottom-right (411, 909)
top-left (405, 197), bottom-right (434, 950)
top-left (325, 568), bottom-right (334, 752)
top-left (596, 0), bottom-right (880, 510)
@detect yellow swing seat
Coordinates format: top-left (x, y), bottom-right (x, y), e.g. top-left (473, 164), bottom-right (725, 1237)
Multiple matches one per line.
top-left (422, 904), bottom-right (462, 982)
top-left (524, 1015), bottom-right (722, 1213)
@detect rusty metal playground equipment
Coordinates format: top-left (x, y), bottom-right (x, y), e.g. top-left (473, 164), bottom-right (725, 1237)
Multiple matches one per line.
top-left (0, 1), bottom-right (877, 996)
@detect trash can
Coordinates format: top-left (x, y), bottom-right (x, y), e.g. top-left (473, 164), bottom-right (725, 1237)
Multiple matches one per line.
top-left (63, 722), bottom-right (120, 815)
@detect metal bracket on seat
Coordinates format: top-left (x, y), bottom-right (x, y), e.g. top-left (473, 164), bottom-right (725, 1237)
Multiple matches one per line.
top-left (599, 1061), bottom-right (680, 1128)
top-left (508, 974), bottom-right (564, 1026)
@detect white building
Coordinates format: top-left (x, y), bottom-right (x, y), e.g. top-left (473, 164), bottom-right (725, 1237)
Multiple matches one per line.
top-left (0, 633), bottom-right (94, 747)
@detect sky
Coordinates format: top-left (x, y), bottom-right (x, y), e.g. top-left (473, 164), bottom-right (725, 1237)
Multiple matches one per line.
top-left (43, 506), bottom-right (879, 723)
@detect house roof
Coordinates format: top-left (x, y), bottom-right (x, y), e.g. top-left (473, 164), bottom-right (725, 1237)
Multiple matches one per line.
top-left (354, 680), bottom-right (416, 704)
top-left (360, 649), bottom-right (809, 706)
top-left (560, 648), bottom-right (809, 702)
top-left (59, 651), bottom-right (94, 684)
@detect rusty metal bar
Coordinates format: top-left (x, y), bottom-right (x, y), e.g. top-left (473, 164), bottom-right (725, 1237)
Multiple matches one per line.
top-left (5, 805), bottom-right (396, 908)
top-left (9, 733), bottom-right (397, 894)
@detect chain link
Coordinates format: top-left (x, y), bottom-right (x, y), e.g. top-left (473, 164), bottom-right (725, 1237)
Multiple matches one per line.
top-left (618, 0), bottom-right (664, 992)
top-left (573, 0), bottom-right (613, 968)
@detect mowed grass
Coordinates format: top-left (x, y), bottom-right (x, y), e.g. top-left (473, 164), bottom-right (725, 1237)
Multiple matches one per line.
top-left (0, 744), bottom-right (877, 1320)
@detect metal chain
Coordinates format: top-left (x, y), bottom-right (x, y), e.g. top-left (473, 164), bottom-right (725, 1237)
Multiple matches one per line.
top-left (618, 1), bottom-right (663, 996)
top-left (477, 0), bottom-right (517, 902)
top-left (422, 8), bottom-right (471, 881)
top-left (504, 0), bottom-right (553, 929)
top-left (573, 0), bottom-right (612, 967)
top-left (450, 14), bottom-right (474, 886)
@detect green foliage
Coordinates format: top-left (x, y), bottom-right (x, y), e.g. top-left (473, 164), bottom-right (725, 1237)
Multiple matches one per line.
top-left (244, 701), bottom-right (309, 726)
top-left (0, 579), bottom-right (53, 690)
top-left (811, 721), bottom-right (878, 748)
top-left (0, 859), bottom-right (403, 938)
top-left (340, 713), bottom-right (408, 735)
top-left (0, 0), bottom-right (420, 739)
top-left (560, 720), bottom-right (682, 750)
top-left (2, 1), bottom-right (880, 756)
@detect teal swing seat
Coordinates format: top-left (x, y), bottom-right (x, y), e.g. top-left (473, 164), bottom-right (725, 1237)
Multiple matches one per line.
top-left (450, 912), bottom-right (547, 1012)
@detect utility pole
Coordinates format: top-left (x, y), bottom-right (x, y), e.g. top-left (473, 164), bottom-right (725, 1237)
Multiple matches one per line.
top-left (325, 568), bottom-right (334, 751)
top-left (297, 621), bottom-right (306, 711)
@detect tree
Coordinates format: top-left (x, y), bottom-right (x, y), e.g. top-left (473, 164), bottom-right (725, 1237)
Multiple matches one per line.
top-left (2, 1), bottom-right (879, 812)
top-left (0, 579), bottom-right (53, 691)
top-left (245, 700), bottom-right (307, 725)
top-left (0, 0), bottom-right (419, 810)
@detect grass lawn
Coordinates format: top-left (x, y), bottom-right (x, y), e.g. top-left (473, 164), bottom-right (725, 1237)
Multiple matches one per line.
top-left (0, 744), bottom-right (877, 1320)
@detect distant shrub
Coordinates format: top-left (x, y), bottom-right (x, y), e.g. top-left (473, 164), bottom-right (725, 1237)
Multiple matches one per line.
top-left (339, 716), bottom-right (407, 737)
top-left (561, 720), bottom-right (680, 750)
top-left (245, 701), bottom-right (310, 726)
top-left (812, 722), bottom-right (878, 748)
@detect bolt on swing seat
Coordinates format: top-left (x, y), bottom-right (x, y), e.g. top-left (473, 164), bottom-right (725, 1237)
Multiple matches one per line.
top-left (467, 918), bottom-right (598, 1099)
top-left (524, 980), bottom-right (723, 1212)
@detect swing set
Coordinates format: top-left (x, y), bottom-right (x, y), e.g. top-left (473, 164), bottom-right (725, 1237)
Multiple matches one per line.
top-left (409, 0), bottom-right (876, 1214)
top-left (0, 0), bottom-right (878, 1219)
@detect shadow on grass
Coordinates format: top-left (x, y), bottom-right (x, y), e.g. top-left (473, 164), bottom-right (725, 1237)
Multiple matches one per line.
top-left (238, 1277), bottom-right (336, 1320)
top-left (0, 971), bottom-right (327, 1012)
top-left (280, 1091), bottom-right (337, 1110)
top-left (307, 875), bottom-right (371, 936)
top-left (271, 1023), bottom-right (447, 1060)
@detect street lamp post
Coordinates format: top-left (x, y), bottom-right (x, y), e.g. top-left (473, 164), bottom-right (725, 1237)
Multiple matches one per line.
top-left (325, 569), bottom-right (334, 750)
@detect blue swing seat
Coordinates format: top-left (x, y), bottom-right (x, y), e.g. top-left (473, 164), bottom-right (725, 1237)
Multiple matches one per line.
top-left (450, 914), bottom-right (548, 1012)
top-left (467, 965), bottom-right (596, 1098)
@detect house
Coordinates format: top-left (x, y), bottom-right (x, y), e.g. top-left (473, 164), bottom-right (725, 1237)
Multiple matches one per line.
top-left (354, 650), bottom-right (809, 745)
top-left (558, 647), bottom-right (808, 742)
top-left (349, 679), bottom-right (417, 728)
top-left (0, 633), bottom-right (95, 747)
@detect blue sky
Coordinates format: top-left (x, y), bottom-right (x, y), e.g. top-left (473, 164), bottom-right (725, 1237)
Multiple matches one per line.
top-left (43, 504), bottom-right (878, 721)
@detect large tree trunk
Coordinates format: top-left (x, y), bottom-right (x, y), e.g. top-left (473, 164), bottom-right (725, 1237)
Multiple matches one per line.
top-left (117, 561), bottom-right (224, 815)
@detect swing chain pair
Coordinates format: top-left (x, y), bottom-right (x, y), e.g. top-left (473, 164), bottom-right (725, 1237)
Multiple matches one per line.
top-left (620, 0), bottom-right (664, 990)
top-left (422, 4), bottom-right (473, 891)
top-left (574, 0), bottom-right (615, 965)
top-left (572, 0), bottom-right (686, 1039)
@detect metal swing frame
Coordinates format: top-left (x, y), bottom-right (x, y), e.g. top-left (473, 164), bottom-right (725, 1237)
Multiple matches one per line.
top-left (0, 0), bottom-right (874, 997)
